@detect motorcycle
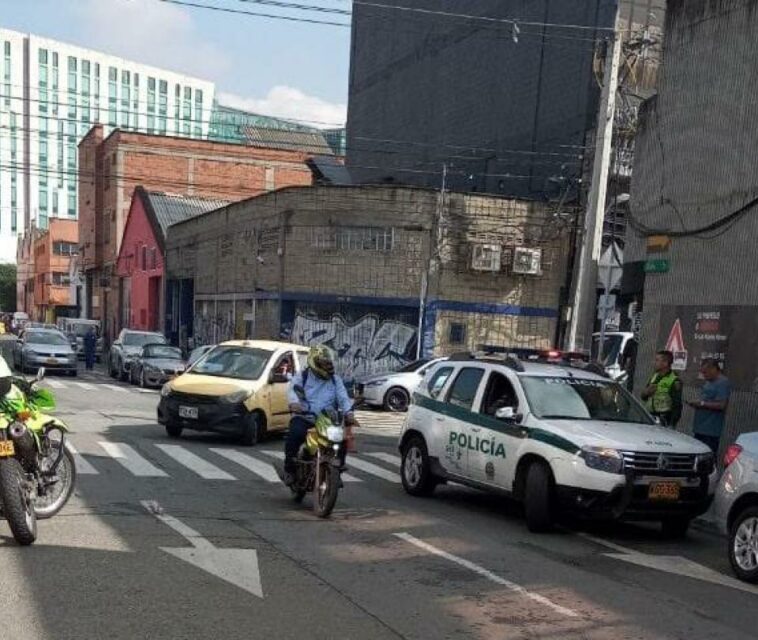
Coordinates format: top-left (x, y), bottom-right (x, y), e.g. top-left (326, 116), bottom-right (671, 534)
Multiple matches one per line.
top-left (279, 385), bottom-right (354, 518)
top-left (0, 368), bottom-right (76, 545)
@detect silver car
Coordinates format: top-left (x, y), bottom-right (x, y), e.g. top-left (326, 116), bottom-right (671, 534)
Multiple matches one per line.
top-left (355, 358), bottom-right (446, 412)
top-left (108, 329), bottom-right (167, 381)
top-left (13, 329), bottom-right (77, 376)
top-left (129, 344), bottom-right (186, 388)
top-left (714, 431), bottom-right (758, 583)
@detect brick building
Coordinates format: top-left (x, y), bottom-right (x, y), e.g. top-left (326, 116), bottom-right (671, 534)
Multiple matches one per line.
top-left (30, 219), bottom-right (78, 322)
top-left (77, 125), bottom-right (316, 341)
top-left (165, 185), bottom-right (571, 380)
top-left (627, 0), bottom-right (758, 446)
top-left (116, 188), bottom-right (228, 333)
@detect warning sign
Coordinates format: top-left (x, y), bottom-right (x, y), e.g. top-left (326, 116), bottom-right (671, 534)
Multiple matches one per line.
top-left (665, 319), bottom-right (688, 371)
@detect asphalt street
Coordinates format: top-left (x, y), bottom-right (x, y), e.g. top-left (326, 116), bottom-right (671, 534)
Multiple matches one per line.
top-left (0, 367), bottom-right (756, 640)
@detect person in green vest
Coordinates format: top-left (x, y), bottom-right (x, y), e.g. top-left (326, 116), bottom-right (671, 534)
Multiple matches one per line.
top-left (641, 350), bottom-right (683, 426)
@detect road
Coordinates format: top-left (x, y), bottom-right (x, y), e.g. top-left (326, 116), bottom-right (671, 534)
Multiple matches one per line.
top-left (0, 368), bottom-right (755, 640)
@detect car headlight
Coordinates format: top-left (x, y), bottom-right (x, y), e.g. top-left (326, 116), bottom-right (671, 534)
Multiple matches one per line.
top-left (365, 379), bottom-right (388, 388)
top-left (580, 446), bottom-right (624, 474)
top-left (221, 390), bottom-right (249, 404)
top-left (160, 383), bottom-right (173, 398)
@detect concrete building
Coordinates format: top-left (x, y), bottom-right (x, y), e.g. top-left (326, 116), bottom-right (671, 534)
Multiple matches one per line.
top-left (78, 125), bottom-right (316, 342)
top-left (165, 185), bottom-right (570, 380)
top-left (0, 28), bottom-right (215, 264)
top-left (627, 0), bottom-right (758, 446)
top-left (117, 188), bottom-right (228, 333)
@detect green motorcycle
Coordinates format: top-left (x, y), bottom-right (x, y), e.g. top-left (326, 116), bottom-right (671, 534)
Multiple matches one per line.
top-left (0, 368), bottom-right (76, 545)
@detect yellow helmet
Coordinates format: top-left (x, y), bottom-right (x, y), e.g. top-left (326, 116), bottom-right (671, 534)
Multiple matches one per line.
top-left (307, 345), bottom-right (335, 379)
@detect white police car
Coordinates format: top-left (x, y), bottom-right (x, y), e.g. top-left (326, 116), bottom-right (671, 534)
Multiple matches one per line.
top-left (399, 354), bottom-right (717, 535)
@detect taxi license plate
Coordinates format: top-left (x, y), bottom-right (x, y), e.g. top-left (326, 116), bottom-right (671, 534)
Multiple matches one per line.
top-left (179, 406), bottom-right (198, 420)
top-left (0, 440), bottom-right (15, 457)
top-left (649, 481), bottom-right (680, 501)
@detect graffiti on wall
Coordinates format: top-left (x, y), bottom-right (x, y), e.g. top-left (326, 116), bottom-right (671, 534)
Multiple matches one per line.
top-left (288, 312), bottom-right (417, 379)
top-left (193, 302), bottom-right (235, 347)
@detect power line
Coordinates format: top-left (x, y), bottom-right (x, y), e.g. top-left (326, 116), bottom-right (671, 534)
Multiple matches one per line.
top-left (159, 0), bottom-right (351, 27)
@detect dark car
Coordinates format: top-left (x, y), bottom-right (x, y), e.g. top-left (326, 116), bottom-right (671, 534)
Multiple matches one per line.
top-left (108, 329), bottom-right (167, 381)
top-left (129, 344), bottom-right (186, 388)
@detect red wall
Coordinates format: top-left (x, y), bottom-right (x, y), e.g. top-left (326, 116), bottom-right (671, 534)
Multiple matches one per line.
top-left (116, 196), bottom-right (163, 331)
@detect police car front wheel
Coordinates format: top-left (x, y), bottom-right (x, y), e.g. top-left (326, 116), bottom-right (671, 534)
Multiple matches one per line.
top-left (401, 436), bottom-right (436, 497)
top-left (524, 462), bottom-right (555, 533)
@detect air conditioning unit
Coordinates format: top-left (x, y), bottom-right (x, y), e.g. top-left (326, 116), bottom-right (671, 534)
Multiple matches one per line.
top-left (470, 244), bottom-right (502, 272)
top-left (512, 247), bottom-right (542, 275)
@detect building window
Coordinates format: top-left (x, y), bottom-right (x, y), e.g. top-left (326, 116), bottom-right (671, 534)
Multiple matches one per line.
top-left (195, 88), bottom-right (203, 129)
top-left (121, 70), bottom-right (131, 127)
top-left (52, 191), bottom-right (59, 216)
top-left (67, 56), bottom-right (77, 93)
top-left (158, 80), bottom-right (168, 134)
top-left (52, 272), bottom-right (71, 286)
top-left (39, 189), bottom-right (48, 213)
top-left (311, 227), bottom-right (395, 252)
top-left (68, 194), bottom-right (76, 217)
top-left (150, 247), bottom-right (157, 270)
top-left (449, 323), bottom-right (466, 345)
top-left (108, 67), bottom-right (117, 126)
top-left (4, 42), bottom-right (9, 56)
top-left (53, 241), bottom-right (78, 256)
top-left (38, 48), bottom-right (48, 64)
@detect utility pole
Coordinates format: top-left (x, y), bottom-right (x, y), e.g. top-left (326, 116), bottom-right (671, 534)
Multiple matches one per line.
top-left (566, 16), bottom-right (622, 354)
top-left (417, 163), bottom-right (447, 359)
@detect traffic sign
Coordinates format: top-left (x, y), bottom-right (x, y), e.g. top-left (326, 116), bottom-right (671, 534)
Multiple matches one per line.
top-left (644, 259), bottom-right (670, 273)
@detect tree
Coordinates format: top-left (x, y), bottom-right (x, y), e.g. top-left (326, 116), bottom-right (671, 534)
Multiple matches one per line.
top-left (0, 264), bottom-right (16, 312)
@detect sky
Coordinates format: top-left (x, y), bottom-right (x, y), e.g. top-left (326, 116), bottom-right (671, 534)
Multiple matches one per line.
top-left (1, 0), bottom-right (351, 126)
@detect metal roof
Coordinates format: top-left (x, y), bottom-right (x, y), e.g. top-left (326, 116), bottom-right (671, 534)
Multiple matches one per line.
top-left (144, 191), bottom-right (230, 236)
top-left (241, 125), bottom-right (333, 156)
top-left (308, 155), bottom-right (352, 185)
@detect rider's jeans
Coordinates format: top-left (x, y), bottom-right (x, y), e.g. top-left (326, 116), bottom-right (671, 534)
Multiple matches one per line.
top-left (285, 416), bottom-right (311, 466)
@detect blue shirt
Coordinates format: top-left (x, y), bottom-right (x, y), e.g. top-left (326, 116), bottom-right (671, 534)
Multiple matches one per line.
top-left (693, 375), bottom-right (731, 437)
top-left (287, 369), bottom-right (353, 416)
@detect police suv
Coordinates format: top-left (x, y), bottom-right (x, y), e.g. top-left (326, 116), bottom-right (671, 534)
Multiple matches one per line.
top-left (399, 354), bottom-right (717, 535)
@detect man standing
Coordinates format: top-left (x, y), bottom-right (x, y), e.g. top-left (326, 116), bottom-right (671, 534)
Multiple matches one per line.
top-left (688, 359), bottom-right (731, 453)
top-left (84, 327), bottom-right (97, 371)
top-left (641, 350), bottom-right (682, 426)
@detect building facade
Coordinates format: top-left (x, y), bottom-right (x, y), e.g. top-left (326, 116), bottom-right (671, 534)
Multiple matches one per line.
top-left (116, 188), bottom-right (228, 333)
top-left (30, 218), bottom-right (78, 322)
top-left (0, 27), bottom-right (215, 263)
top-left (627, 0), bottom-right (758, 446)
top-left (165, 185), bottom-right (570, 380)
top-left (79, 126), bottom-right (316, 342)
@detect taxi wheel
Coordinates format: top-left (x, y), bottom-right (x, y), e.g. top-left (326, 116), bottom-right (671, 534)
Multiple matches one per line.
top-left (401, 436), bottom-right (436, 497)
top-left (524, 462), bottom-right (554, 533)
top-left (166, 423), bottom-right (183, 439)
top-left (240, 413), bottom-right (264, 447)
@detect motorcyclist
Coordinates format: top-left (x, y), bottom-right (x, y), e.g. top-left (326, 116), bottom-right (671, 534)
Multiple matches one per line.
top-left (283, 345), bottom-right (356, 485)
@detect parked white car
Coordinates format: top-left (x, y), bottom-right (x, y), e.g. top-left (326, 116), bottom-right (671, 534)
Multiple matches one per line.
top-left (714, 432), bottom-right (758, 583)
top-left (399, 354), bottom-right (717, 535)
top-left (356, 358), bottom-right (446, 412)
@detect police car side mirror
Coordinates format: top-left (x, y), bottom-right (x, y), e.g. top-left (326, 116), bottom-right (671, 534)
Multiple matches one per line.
top-left (495, 406), bottom-right (516, 421)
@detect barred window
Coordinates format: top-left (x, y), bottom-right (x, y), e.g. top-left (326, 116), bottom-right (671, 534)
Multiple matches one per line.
top-left (311, 226), bottom-right (395, 252)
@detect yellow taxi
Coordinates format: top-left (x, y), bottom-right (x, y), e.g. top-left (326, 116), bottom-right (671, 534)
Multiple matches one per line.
top-left (157, 340), bottom-right (308, 445)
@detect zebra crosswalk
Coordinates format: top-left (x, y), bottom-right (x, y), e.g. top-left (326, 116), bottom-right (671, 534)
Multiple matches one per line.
top-left (67, 436), bottom-right (403, 487)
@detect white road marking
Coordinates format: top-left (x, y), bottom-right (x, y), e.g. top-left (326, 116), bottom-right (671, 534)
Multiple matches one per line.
top-left (103, 384), bottom-right (128, 393)
top-left (65, 442), bottom-right (99, 475)
top-left (366, 452), bottom-right (402, 467)
top-left (98, 441), bottom-right (168, 477)
top-left (348, 457), bottom-right (402, 483)
top-left (46, 379), bottom-right (65, 389)
top-left (74, 382), bottom-right (96, 390)
top-left (142, 500), bottom-right (263, 598)
top-left (394, 532), bottom-right (579, 618)
top-left (155, 444), bottom-right (236, 480)
top-left (137, 388), bottom-right (158, 394)
top-left (211, 449), bottom-right (280, 483)
top-left (578, 533), bottom-right (758, 595)
top-left (260, 449), bottom-right (362, 482)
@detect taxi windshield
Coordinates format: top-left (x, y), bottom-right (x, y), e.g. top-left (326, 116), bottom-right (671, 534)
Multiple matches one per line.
top-left (189, 346), bottom-right (273, 380)
top-left (521, 376), bottom-right (652, 424)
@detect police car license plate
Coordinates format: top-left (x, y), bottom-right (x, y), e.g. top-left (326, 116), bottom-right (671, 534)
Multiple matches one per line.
top-left (179, 406), bottom-right (198, 420)
top-left (0, 440), bottom-right (15, 457)
top-left (649, 481), bottom-right (680, 501)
